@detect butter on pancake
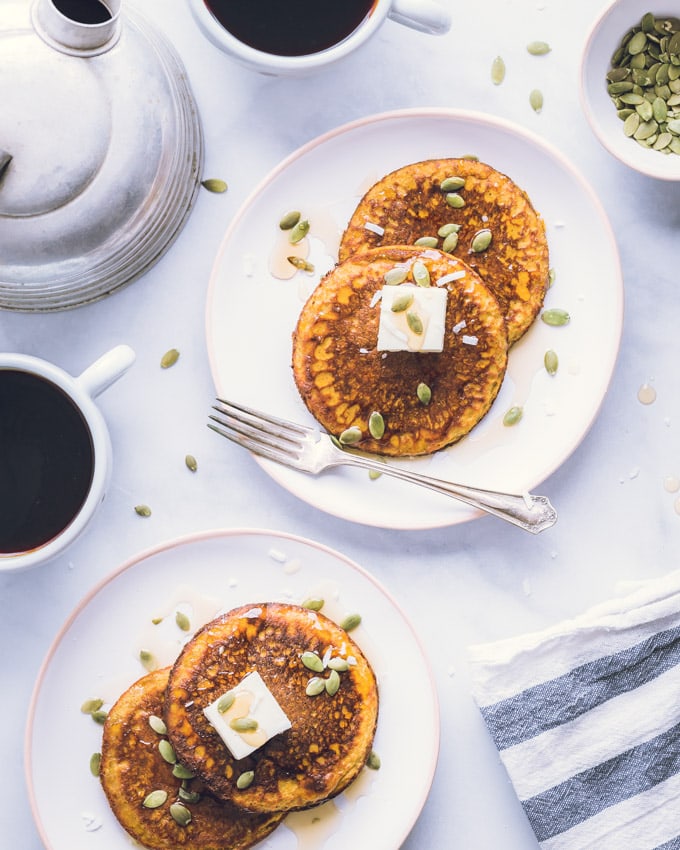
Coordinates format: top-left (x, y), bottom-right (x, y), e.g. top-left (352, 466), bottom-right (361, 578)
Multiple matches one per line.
top-left (165, 602), bottom-right (379, 814)
top-left (99, 667), bottom-right (283, 850)
top-left (338, 158), bottom-right (549, 344)
top-left (292, 246), bottom-right (508, 457)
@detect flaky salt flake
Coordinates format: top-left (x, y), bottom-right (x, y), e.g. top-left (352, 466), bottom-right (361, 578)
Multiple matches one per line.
top-left (364, 221), bottom-right (385, 236)
top-left (462, 335), bottom-right (478, 345)
top-left (452, 320), bottom-right (467, 334)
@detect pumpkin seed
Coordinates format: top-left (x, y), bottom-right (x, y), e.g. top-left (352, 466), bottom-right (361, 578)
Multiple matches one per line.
top-left (201, 178), bottom-right (227, 193)
top-left (445, 192), bottom-right (465, 209)
top-left (218, 692), bottom-right (235, 713)
top-left (368, 411), bottom-right (385, 440)
top-left (367, 750), bottom-right (382, 770)
top-left (287, 256), bottom-right (314, 272)
top-left (236, 771), bottom-right (255, 790)
top-left (306, 676), bottom-right (326, 696)
top-left (91, 710), bottom-right (108, 724)
top-left (529, 89), bottom-right (544, 113)
top-left (470, 229), bottom-right (492, 252)
top-left (173, 763), bottom-right (196, 779)
top-left (149, 715), bottom-right (167, 735)
top-left (158, 739), bottom-right (177, 764)
top-left (414, 236), bottom-right (438, 248)
top-left (368, 469), bottom-right (382, 480)
top-left (417, 382), bottom-right (432, 405)
top-left (134, 504), bottom-right (152, 517)
top-left (81, 698), bottom-right (104, 715)
top-left (340, 613), bottom-right (362, 632)
top-left (160, 348), bottom-right (179, 368)
top-left (89, 752), bottom-right (101, 777)
top-left (527, 40), bottom-right (551, 55)
top-left (302, 597), bottom-right (325, 611)
top-left (406, 311), bottom-right (424, 334)
top-left (143, 789), bottom-right (168, 808)
top-left (440, 176), bottom-right (466, 192)
top-left (230, 717), bottom-right (258, 732)
top-left (442, 231), bottom-right (459, 253)
top-left (288, 219), bottom-right (309, 244)
top-left (185, 453), bottom-right (198, 472)
top-left (384, 266), bottom-right (408, 285)
top-left (544, 349), bottom-right (559, 375)
top-left (503, 406), bottom-right (523, 426)
top-left (327, 656), bottom-right (349, 672)
top-left (628, 31), bottom-right (648, 55)
top-left (175, 611), bottom-right (191, 632)
top-left (279, 210), bottom-right (301, 230)
top-left (301, 650), bottom-right (325, 672)
top-left (623, 112), bottom-right (641, 136)
top-left (548, 268), bottom-right (556, 287)
top-left (438, 222), bottom-right (461, 237)
top-left (391, 291), bottom-right (414, 312)
top-left (325, 669), bottom-right (341, 696)
top-left (491, 55), bottom-right (505, 85)
top-left (179, 786), bottom-right (201, 804)
top-left (541, 307), bottom-right (570, 326)
top-left (339, 426), bottom-right (362, 445)
top-left (412, 259), bottom-right (431, 286)
top-left (170, 802), bottom-right (192, 827)
top-left (140, 649), bottom-right (157, 671)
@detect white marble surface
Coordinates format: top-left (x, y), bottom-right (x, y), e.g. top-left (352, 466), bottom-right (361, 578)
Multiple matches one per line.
top-left (4, 0), bottom-right (680, 847)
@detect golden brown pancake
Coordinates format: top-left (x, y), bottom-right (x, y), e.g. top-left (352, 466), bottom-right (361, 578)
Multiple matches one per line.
top-left (339, 158), bottom-right (549, 344)
top-left (99, 667), bottom-right (283, 850)
top-left (292, 246), bottom-right (508, 457)
top-left (165, 602), bottom-right (379, 814)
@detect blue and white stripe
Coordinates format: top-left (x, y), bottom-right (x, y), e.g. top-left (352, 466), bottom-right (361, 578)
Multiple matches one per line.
top-left (468, 574), bottom-right (680, 850)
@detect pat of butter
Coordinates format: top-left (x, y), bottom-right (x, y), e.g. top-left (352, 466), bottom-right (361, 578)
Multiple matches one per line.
top-left (203, 671), bottom-right (291, 760)
top-left (377, 285), bottom-right (447, 352)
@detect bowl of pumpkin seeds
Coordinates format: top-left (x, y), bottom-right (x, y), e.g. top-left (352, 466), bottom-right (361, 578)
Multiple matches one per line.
top-left (581, 1), bottom-right (680, 179)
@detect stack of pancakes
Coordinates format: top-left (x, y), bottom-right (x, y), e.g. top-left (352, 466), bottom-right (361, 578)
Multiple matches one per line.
top-left (99, 602), bottom-right (379, 850)
top-left (292, 158), bottom-right (550, 456)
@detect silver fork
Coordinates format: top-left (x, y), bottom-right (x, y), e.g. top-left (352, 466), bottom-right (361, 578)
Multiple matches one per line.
top-left (208, 398), bottom-right (557, 534)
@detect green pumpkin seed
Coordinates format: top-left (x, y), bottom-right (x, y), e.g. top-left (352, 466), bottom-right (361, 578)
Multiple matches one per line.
top-left (301, 650), bottom-right (324, 672)
top-left (158, 739), bottom-right (177, 764)
top-left (179, 786), bottom-right (201, 804)
top-left (149, 714), bottom-right (167, 735)
top-left (339, 426), bottom-right (362, 445)
top-left (81, 698), bottom-right (104, 715)
top-left (529, 89), bottom-right (544, 113)
top-left (544, 349), bottom-right (559, 375)
top-left (636, 99), bottom-right (654, 121)
top-left (442, 231), bottom-right (459, 253)
top-left (440, 176), bottom-right (466, 192)
top-left (445, 192), bottom-right (465, 209)
top-left (438, 222), bottom-right (461, 237)
top-left (667, 118), bottom-right (680, 134)
top-left (134, 504), bottom-right (152, 517)
top-left (406, 311), bottom-right (424, 334)
top-left (503, 406), bottom-right (523, 426)
top-left (175, 611), bottom-right (191, 632)
top-left (160, 348), bottom-right (179, 368)
top-left (384, 266), bottom-right (408, 285)
top-left (143, 789), bottom-right (168, 809)
top-left (340, 613), bottom-right (362, 632)
top-left (279, 210), bottom-right (301, 230)
top-left (548, 268), bottom-right (556, 287)
top-left (201, 178), bottom-right (228, 193)
top-left (236, 771), bottom-right (255, 790)
top-left (288, 219), bottom-right (309, 244)
top-left (414, 236), bottom-right (438, 248)
top-left (491, 55), bottom-right (505, 85)
top-left (173, 763), bottom-right (196, 779)
top-left (417, 382), bottom-right (432, 405)
top-left (302, 597), bottom-right (325, 611)
top-left (623, 112), bottom-right (641, 136)
top-left (368, 411), bottom-right (385, 440)
top-left (541, 307), bottom-right (570, 326)
top-left (654, 131), bottom-right (673, 149)
top-left (230, 717), bottom-right (258, 732)
top-left (89, 752), bottom-right (101, 777)
top-left (608, 81), bottom-right (634, 94)
top-left (287, 256), bottom-right (314, 272)
top-left (628, 31), bottom-right (648, 54)
top-left (327, 656), bottom-right (349, 672)
top-left (185, 453), bottom-right (198, 472)
top-left (527, 40), bottom-right (551, 55)
top-left (217, 692), bottom-right (235, 713)
top-left (170, 802), bottom-right (192, 827)
top-left (91, 710), bottom-right (108, 724)
top-left (367, 750), bottom-right (381, 770)
top-left (412, 260), bottom-right (431, 286)
top-left (325, 669), bottom-right (341, 696)
top-left (306, 676), bottom-right (326, 696)
top-left (471, 229), bottom-right (492, 252)
top-left (391, 291), bottom-right (414, 312)
top-left (140, 649), bottom-right (157, 671)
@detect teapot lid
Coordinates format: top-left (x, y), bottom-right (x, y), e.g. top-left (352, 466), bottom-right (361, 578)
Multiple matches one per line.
top-left (0, 0), bottom-right (204, 311)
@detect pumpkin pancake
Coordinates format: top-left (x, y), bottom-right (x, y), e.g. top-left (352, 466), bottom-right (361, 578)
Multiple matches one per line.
top-left (338, 158), bottom-right (549, 344)
top-left (99, 667), bottom-right (283, 850)
top-left (165, 602), bottom-right (379, 814)
top-left (292, 246), bottom-right (508, 457)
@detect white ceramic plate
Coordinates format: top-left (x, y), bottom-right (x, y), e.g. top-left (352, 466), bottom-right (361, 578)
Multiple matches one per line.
top-left (26, 529), bottom-right (438, 850)
top-left (206, 108), bottom-right (623, 529)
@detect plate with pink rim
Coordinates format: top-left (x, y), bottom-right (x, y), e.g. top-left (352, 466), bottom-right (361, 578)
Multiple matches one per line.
top-left (26, 528), bottom-right (439, 850)
top-left (206, 107), bottom-right (623, 529)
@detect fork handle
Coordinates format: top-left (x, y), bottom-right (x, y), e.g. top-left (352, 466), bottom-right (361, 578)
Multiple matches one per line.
top-left (339, 453), bottom-right (557, 534)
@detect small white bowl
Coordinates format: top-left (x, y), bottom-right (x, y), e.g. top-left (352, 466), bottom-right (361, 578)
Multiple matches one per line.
top-left (581, 0), bottom-right (680, 180)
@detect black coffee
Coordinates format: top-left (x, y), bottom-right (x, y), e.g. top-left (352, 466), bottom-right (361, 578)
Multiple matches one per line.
top-left (203, 0), bottom-right (377, 56)
top-left (0, 370), bottom-right (94, 554)
top-left (52, 0), bottom-right (113, 25)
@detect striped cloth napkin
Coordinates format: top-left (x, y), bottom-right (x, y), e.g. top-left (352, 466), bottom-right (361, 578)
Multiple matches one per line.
top-left (468, 572), bottom-right (680, 850)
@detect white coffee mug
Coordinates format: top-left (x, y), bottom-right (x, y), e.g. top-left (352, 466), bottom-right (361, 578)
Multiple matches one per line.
top-left (0, 344), bottom-right (135, 571)
top-left (186, 0), bottom-right (451, 76)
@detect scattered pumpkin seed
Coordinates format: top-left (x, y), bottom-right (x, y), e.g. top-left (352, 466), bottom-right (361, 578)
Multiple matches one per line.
top-left (368, 411), bottom-right (385, 440)
top-left (470, 228), bottom-right (492, 252)
top-left (179, 786), bottom-right (202, 804)
top-left (143, 789), bottom-right (168, 809)
top-left (491, 55), bottom-right (506, 85)
top-left (503, 406), bottom-right (524, 426)
top-left (541, 307), bottom-right (570, 326)
top-left (287, 256), bottom-right (314, 272)
top-left (440, 176), bottom-right (466, 191)
top-left (201, 178), bottom-right (228, 193)
top-left (325, 669), bottom-right (341, 696)
top-left (236, 771), bottom-right (255, 790)
top-left (544, 349), bottom-right (559, 375)
top-left (406, 311), bottom-right (424, 334)
top-left (414, 235), bottom-right (438, 248)
top-left (160, 348), bottom-right (180, 368)
top-left (184, 453), bottom-right (198, 472)
top-left (301, 650), bottom-right (325, 672)
top-left (279, 210), bottom-right (301, 230)
top-left (217, 692), bottom-right (236, 713)
top-left (288, 219), bottom-right (309, 244)
top-left (442, 231), bottom-right (459, 253)
top-left (175, 611), bottom-right (191, 632)
top-left (527, 40), bottom-right (551, 55)
top-left (327, 656), bottom-right (349, 672)
top-left (384, 266), bottom-right (408, 285)
top-left (306, 676), bottom-right (326, 696)
top-left (89, 752), bottom-right (101, 777)
top-left (173, 763), bottom-right (196, 779)
top-left (302, 597), bottom-right (324, 611)
top-left (158, 739), bottom-right (177, 764)
top-left (230, 717), bottom-right (258, 732)
top-left (340, 613), bottom-right (362, 632)
top-left (81, 698), bottom-right (104, 715)
top-left (391, 291), bottom-right (414, 312)
top-left (368, 469), bottom-right (382, 480)
top-left (140, 649), bottom-right (157, 671)
top-left (91, 709), bottom-right (108, 724)
top-left (339, 426), bottom-right (362, 445)
top-left (548, 268), bottom-right (556, 287)
top-left (134, 504), bottom-right (152, 517)
top-left (529, 89), bottom-right (544, 113)
top-left (412, 259), bottom-right (431, 286)
top-left (445, 192), bottom-right (465, 209)
top-left (149, 715), bottom-right (167, 735)
top-left (151, 616), bottom-right (163, 625)
top-left (417, 382), bottom-right (432, 405)
top-left (170, 802), bottom-right (192, 827)
top-left (438, 222), bottom-right (461, 237)
top-left (367, 750), bottom-right (382, 770)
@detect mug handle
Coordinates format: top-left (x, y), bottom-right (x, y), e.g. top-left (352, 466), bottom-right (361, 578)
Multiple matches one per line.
top-left (388, 0), bottom-right (451, 35)
top-left (76, 344), bottom-right (136, 399)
